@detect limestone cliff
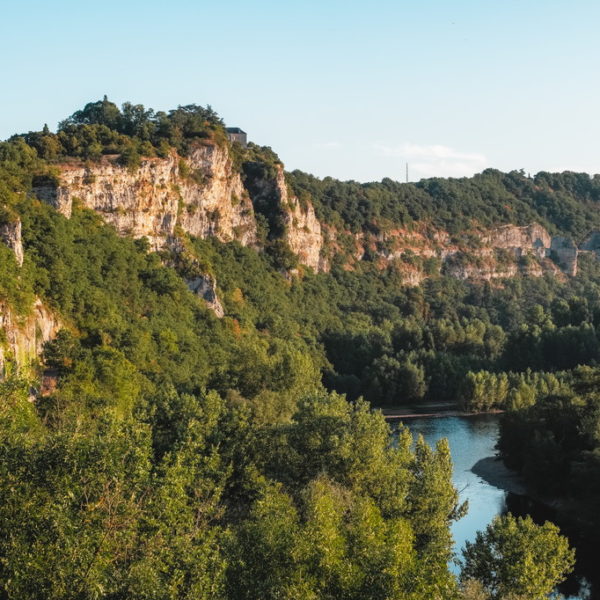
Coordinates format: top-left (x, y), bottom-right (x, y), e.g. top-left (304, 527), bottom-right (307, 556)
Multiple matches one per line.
top-left (337, 222), bottom-right (570, 284)
top-left (0, 300), bottom-right (60, 378)
top-left (480, 224), bottom-right (551, 259)
top-left (439, 224), bottom-right (558, 281)
top-left (275, 169), bottom-right (326, 272)
top-left (550, 236), bottom-right (578, 276)
top-left (31, 141), bottom-right (592, 281)
top-left (34, 143), bottom-right (257, 250)
top-left (0, 218), bottom-right (24, 266)
top-left (187, 274), bottom-right (225, 318)
top-left (240, 163), bottom-right (326, 271)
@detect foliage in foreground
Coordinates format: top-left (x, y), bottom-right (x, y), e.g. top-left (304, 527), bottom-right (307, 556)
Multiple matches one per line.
top-left (460, 514), bottom-right (575, 600)
top-left (0, 384), bottom-right (465, 599)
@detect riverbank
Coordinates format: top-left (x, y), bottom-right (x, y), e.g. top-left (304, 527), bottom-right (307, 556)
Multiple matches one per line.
top-left (382, 403), bottom-right (504, 420)
top-left (471, 456), bottom-right (527, 496)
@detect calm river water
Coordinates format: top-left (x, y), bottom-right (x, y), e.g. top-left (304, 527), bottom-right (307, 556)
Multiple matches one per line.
top-left (401, 414), bottom-right (594, 600)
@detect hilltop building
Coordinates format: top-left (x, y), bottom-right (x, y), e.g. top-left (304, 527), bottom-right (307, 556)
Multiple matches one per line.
top-left (226, 127), bottom-right (247, 147)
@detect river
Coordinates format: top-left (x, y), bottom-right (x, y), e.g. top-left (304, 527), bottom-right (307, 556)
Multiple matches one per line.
top-left (400, 414), bottom-right (594, 600)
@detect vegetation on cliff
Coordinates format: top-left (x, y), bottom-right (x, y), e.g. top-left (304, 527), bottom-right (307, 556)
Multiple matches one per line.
top-left (9, 97), bottom-right (600, 240)
top-left (19, 96), bottom-right (226, 167)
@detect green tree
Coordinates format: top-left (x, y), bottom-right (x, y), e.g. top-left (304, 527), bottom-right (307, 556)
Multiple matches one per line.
top-left (460, 514), bottom-right (575, 600)
top-left (410, 435), bottom-right (466, 589)
top-left (60, 96), bottom-right (122, 130)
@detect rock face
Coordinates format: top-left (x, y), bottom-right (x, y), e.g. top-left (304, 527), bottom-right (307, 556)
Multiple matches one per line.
top-left (240, 163), bottom-right (326, 271)
top-left (32, 141), bottom-right (594, 280)
top-left (338, 222), bottom-right (579, 283)
top-left (550, 236), bottom-right (578, 276)
top-left (34, 144), bottom-right (257, 250)
top-left (0, 300), bottom-right (61, 378)
top-left (481, 224), bottom-right (551, 259)
top-left (0, 219), bottom-right (24, 266)
top-left (440, 224), bottom-right (556, 280)
top-left (285, 197), bottom-right (324, 271)
top-left (187, 274), bottom-right (225, 318)
top-left (443, 259), bottom-right (520, 281)
top-left (441, 225), bottom-right (570, 280)
top-left (275, 169), bottom-right (326, 272)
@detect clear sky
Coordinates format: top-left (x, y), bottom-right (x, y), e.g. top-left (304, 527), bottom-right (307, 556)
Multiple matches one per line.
top-left (1, 0), bottom-right (599, 182)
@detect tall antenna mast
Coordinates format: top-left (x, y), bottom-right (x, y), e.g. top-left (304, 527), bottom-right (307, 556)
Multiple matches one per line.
top-left (405, 162), bottom-right (409, 183)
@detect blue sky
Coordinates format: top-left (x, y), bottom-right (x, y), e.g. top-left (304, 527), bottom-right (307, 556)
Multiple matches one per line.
top-left (1, 0), bottom-right (599, 181)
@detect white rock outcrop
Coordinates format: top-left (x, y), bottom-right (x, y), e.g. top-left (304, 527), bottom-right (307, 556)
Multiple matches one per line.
top-left (0, 219), bottom-right (24, 266)
top-left (187, 274), bottom-right (225, 318)
top-left (34, 144), bottom-right (257, 251)
top-left (0, 300), bottom-right (61, 377)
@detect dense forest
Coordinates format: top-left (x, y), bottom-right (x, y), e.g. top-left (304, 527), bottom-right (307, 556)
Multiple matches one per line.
top-left (1, 99), bottom-right (598, 598)
top-left (287, 168), bottom-right (600, 239)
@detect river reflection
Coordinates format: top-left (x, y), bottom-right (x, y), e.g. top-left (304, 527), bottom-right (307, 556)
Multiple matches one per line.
top-left (398, 414), bottom-right (592, 600)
